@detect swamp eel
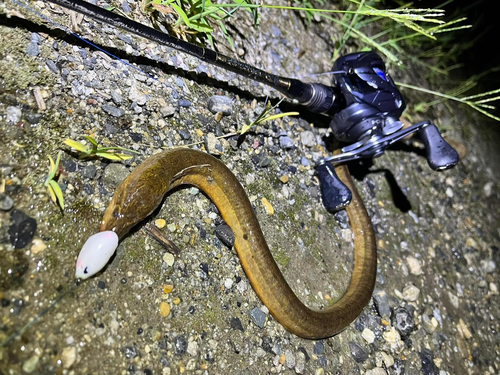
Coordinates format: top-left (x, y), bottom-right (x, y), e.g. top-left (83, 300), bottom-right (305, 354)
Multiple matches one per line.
top-left (76, 148), bottom-right (376, 339)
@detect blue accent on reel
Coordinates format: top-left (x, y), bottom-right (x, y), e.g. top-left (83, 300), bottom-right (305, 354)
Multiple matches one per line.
top-left (373, 67), bottom-right (387, 81)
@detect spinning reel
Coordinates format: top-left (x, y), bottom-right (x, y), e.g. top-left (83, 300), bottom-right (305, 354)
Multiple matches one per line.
top-left (315, 52), bottom-right (459, 212)
top-left (41, 0), bottom-right (460, 213)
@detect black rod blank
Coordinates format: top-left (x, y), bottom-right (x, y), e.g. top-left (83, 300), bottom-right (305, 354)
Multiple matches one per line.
top-left (42, 0), bottom-right (340, 114)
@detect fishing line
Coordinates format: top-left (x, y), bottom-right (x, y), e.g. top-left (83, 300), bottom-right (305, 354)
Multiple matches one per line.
top-left (0, 280), bottom-right (81, 347)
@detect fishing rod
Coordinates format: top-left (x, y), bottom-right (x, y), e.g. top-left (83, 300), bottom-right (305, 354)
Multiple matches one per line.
top-left (40, 0), bottom-right (459, 211)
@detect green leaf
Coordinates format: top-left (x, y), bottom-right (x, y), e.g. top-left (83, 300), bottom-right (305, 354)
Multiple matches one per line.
top-left (47, 155), bottom-right (56, 182)
top-left (95, 151), bottom-right (133, 161)
top-left (48, 179), bottom-right (65, 209)
top-left (171, 3), bottom-right (192, 27)
top-left (239, 123), bottom-right (254, 135)
top-left (260, 112), bottom-right (299, 123)
top-left (47, 184), bottom-right (57, 204)
top-left (83, 135), bottom-right (99, 154)
top-left (97, 146), bottom-right (139, 154)
top-left (54, 151), bottom-right (62, 171)
top-left (64, 139), bottom-right (90, 153)
top-left (218, 20), bottom-right (234, 50)
top-left (83, 135), bottom-right (98, 147)
top-left (190, 20), bottom-right (214, 33)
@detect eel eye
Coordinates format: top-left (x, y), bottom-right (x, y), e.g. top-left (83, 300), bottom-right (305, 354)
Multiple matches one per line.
top-left (84, 267), bottom-right (89, 274)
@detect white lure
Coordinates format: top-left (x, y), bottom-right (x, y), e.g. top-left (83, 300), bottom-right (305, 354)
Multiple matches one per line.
top-left (75, 231), bottom-right (119, 279)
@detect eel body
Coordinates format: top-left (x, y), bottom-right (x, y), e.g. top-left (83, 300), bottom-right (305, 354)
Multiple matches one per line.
top-left (99, 148), bottom-right (376, 339)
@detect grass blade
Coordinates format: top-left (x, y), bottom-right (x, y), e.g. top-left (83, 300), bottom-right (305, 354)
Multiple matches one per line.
top-left (48, 179), bottom-right (65, 209)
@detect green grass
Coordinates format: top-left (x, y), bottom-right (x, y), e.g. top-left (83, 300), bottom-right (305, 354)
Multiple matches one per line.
top-left (142, 0), bottom-right (498, 121)
top-left (45, 151), bottom-right (65, 210)
top-left (64, 135), bottom-right (137, 160)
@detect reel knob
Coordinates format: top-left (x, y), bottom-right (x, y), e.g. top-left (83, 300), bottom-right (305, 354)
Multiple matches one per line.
top-left (317, 162), bottom-right (352, 212)
top-left (418, 124), bottom-right (459, 170)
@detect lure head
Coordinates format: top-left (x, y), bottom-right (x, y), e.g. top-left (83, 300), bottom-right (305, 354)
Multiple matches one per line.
top-left (75, 231), bottom-right (119, 279)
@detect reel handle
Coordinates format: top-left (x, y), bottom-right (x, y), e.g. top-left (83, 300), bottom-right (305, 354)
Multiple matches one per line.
top-left (418, 124), bottom-right (459, 170)
top-left (317, 163), bottom-right (352, 212)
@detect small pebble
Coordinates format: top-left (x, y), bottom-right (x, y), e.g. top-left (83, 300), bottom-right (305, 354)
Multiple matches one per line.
top-left (372, 290), bottom-right (391, 319)
top-left (279, 135), bottom-right (294, 149)
top-left (159, 302), bottom-right (171, 317)
top-left (445, 187), bottom-right (454, 198)
top-left (101, 104), bottom-right (125, 117)
top-left (249, 307), bottom-right (267, 328)
top-left (98, 281), bottom-right (105, 289)
top-left (175, 335), bottom-right (187, 355)
top-left (448, 291), bottom-right (460, 308)
top-left (215, 224), bottom-right (235, 248)
top-left (483, 181), bottom-right (494, 197)
top-left (129, 85), bottom-right (149, 105)
top-left (187, 341), bottom-right (198, 356)
top-left (383, 327), bottom-right (405, 353)
top-left (178, 129), bottom-right (191, 140)
top-left (490, 282), bottom-right (498, 294)
top-left (173, 297), bottom-right (181, 305)
top-left (64, 160), bottom-right (77, 172)
top-left (284, 349), bottom-right (295, 368)
top-left (313, 341), bottom-right (324, 355)
top-left (419, 349), bottom-right (439, 375)
top-left (261, 197), bottom-right (274, 215)
top-left (26, 42), bottom-right (40, 56)
top-left (110, 89), bottom-right (122, 104)
top-left (160, 105), bottom-right (176, 117)
top-left (205, 133), bottom-right (223, 155)
top-left (480, 259), bottom-right (496, 273)
top-left (207, 95), bottom-right (233, 115)
top-left (155, 219), bottom-right (166, 228)
top-left (422, 314), bottom-right (435, 334)
top-left (8, 209), bottom-right (37, 249)
top-left (279, 353), bottom-right (286, 365)
top-left (0, 193), bottom-right (14, 211)
top-left (6, 106), bottom-right (22, 124)
top-left (295, 351), bottom-right (306, 374)
top-left (379, 351), bottom-right (394, 367)
top-left (22, 355), bottom-right (39, 373)
top-left (230, 317), bottom-right (244, 331)
top-left (300, 131), bottom-right (315, 147)
top-left (406, 256), bottom-right (423, 275)
top-left (30, 238), bottom-right (47, 254)
top-left (163, 253), bottom-right (175, 267)
top-left (348, 342), bottom-right (368, 363)
top-left (402, 284), bottom-right (420, 301)
top-left (365, 368), bottom-right (387, 375)
top-left (279, 175), bottom-right (289, 184)
top-left (392, 306), bottom-right (415, 337)
top-left (457, 318), bottom-right (472, 339)
top-left (224, 278), bottom-right (234, 289)
top-left (163, 284), bottom-right (174, 294)
top-left (362, 328), bottom-right (375, 344)
top-left (81, 165), bottom-right (97, 179)
top-left (61, 346), bottom-right (77, 369)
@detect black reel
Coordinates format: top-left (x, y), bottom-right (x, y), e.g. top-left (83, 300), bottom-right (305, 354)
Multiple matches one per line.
top-left (316, 52), bottom-right (459, 212)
